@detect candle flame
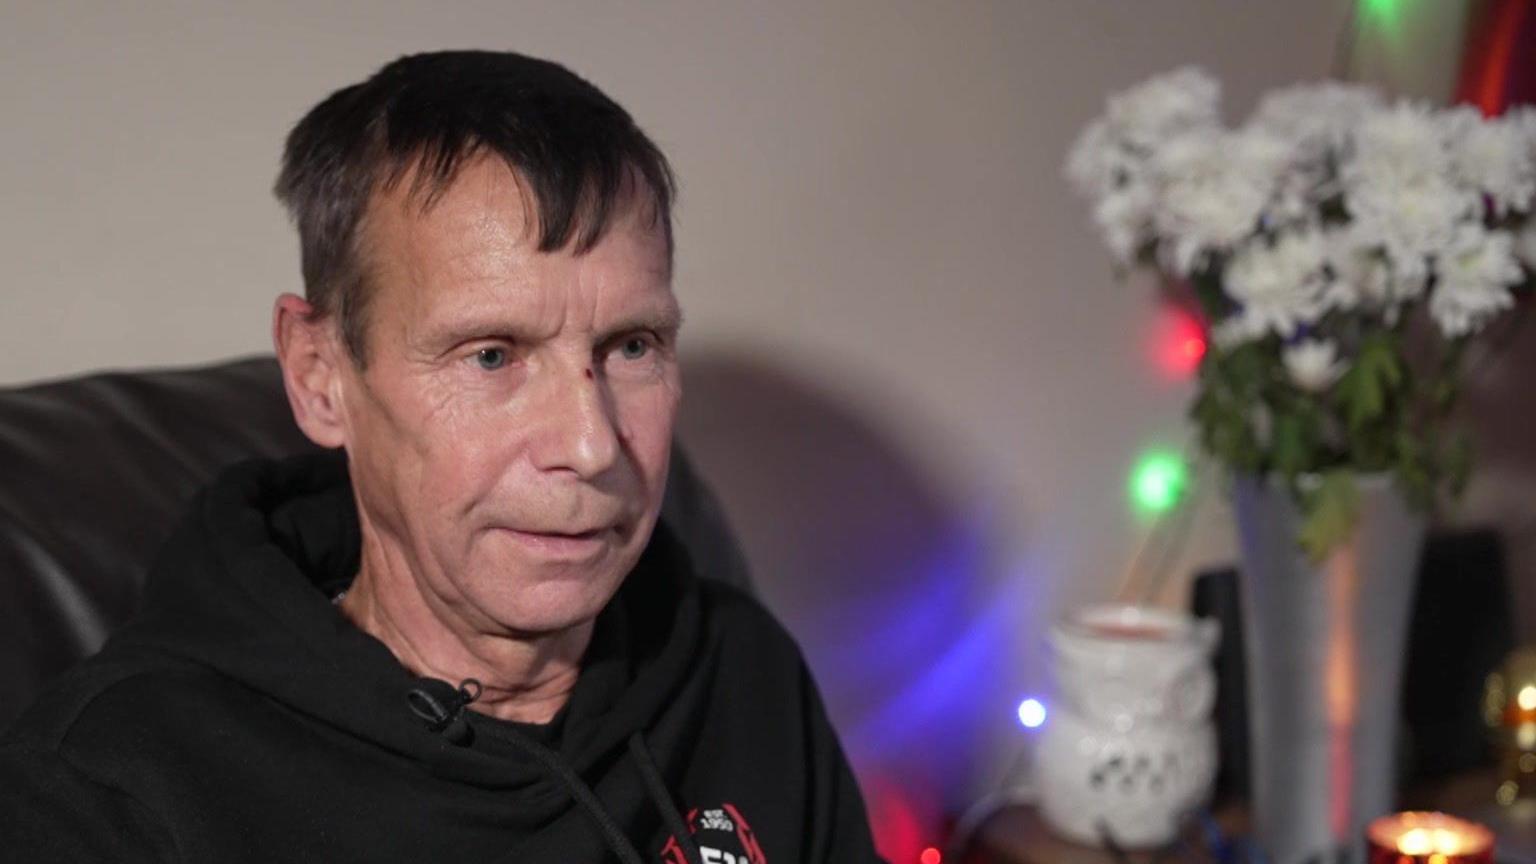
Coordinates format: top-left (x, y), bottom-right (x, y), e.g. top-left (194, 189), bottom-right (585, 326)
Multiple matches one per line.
top-left (1370, 811), bottom-right (1493, 859)
top-left (1396, 826), bottom-right (1465, 855)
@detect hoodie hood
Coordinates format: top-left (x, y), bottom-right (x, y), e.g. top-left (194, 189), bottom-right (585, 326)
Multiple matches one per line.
top-left (113, 448), bottom-right (707, 811)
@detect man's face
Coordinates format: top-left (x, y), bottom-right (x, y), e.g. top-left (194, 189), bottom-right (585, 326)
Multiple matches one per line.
top-left (334, 154), bottom-right (681, 637)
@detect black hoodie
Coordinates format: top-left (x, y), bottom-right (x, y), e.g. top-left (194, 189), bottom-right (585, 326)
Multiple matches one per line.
top-left (0, 449), bottom-right (885, 863)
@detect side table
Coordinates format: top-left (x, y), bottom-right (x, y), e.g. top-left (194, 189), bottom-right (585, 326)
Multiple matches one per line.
top-left (965, 769), bottom-right (1536, 864)
top-left (965, 803), bottom-right (1241, 864)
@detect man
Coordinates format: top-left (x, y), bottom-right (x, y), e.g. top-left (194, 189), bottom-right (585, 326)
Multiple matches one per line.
top-left (0, 50), bottom-right (884, 863)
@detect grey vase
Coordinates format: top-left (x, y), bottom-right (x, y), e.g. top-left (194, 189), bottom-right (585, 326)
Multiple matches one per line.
top-left (1230, 474), bottom-right (1426, 864)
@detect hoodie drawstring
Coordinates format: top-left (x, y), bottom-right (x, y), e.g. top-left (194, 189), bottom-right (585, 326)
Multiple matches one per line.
top-left (628, 733), bottom-right (704, 864)
top-left (497, 728), bottom-right (647, 864)
top-left (405, 680), bottom-right (704, 864)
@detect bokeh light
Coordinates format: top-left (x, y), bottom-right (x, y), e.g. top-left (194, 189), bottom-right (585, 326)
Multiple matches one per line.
top-left (1362, 0), bottom-right (1403, 24)
top-left (1017, 698), bottom-right (1047, 729)
top-left (1151, 307), bottom-right (1207, 379)
top-left (1131, 451), bottom-right (1187, 515)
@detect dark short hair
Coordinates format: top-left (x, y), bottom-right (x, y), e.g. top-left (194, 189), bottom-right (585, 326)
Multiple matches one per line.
top-left (273, 50), bottom-right (677, 366)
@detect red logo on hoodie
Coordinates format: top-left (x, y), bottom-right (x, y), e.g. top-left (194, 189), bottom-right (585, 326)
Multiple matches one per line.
top-left (660, 802), bottom-right (767, 864)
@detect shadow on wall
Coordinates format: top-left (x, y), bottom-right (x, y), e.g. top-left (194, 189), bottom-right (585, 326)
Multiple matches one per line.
top-left (1462, 304), bottom-right (1536, 637)
top-left (675, 349), bottom-right (1027, 858)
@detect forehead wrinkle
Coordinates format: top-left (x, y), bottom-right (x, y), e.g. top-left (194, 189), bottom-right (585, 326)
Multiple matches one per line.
top-left (414, 171), bottom-right (549, 329)
top-left (433, 182), bottom-right (527, 279)
top-left (579, 216), bottom-right (674, 331)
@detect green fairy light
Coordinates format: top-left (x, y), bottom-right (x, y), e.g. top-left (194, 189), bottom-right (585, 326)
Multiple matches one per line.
top-left (1361, 0), bottom-right (1403, 24)
top-left (1131, 452), bottom-right (1187, 514)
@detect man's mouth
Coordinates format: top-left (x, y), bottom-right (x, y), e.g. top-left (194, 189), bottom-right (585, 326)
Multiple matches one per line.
top-left (496, 526), bottom-right (615, 559)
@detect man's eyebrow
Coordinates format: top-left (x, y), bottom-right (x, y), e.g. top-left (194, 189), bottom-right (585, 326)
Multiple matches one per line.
top-left (419, 304), bottom-right (684, 349)
top-left (597, 305), bottom-right (684, 343)
top-left (417, 315), bottom-right (542, 350)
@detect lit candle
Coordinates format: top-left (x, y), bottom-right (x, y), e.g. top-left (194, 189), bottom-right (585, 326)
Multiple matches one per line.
top-left (1507, 684), bottom-right (1536, 726)
top-left (1366, 812), bottom-right (1493, 864)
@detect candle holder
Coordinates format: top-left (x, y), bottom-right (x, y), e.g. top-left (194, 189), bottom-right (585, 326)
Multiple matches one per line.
top-left (1037, 605), bottom-right (1219, 849)
top-left (1365, 812), bottom-right (1493, 864)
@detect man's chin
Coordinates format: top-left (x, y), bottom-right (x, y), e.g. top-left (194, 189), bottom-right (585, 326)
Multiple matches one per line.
top-left (469, 575), bottom-right (622, 637)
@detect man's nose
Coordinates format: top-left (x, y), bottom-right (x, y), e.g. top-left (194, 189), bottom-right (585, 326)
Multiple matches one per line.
top-left (528, 357), bottom-right (622, 480)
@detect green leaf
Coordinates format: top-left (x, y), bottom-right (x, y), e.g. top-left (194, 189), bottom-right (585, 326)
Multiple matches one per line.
top-left (1190, 343), bottom-right (1270, 472)
top-left (1335, 333), bottom-right (1402, 430)
top-left (1394, 427), bottom-right (1433, 510)
top-left (1272, 409), bottom-right (1317, 477)
top-left (1299, 471), bottom-right (1361, 563)
top-left (1225, 343), bottom-right (1269, 400)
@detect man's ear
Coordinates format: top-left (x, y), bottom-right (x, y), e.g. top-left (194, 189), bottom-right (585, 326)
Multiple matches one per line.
top-left (272, 293), bottom-right (349, 449)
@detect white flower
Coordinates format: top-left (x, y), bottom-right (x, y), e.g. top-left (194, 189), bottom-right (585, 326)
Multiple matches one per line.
top-left (1210, 318), bottom-right (1251, 351)
top-left (1104, 66), bottom-right (1221, 151)
top-left (1067, 67), bottom-right (1221, 267)
top-left (1430, 224), bottom-right (1523, 337)
top-left (1445, 106), bottom-right (1536, 216)
top-left (1152, 128), bottom-right (1289, 275)
top-left (1066, 119), bottom-right (1156, 264)
top-left (1221, 229), bottom-right (1332, 340)
top-left (1065, 119), bottom-right (1117, 194)
top-left (1090, 180), bottom-right (1155, 264)
top-left (1250, 81), bottom-right (1381, 163)
top-left (1321, 226), bottom-right (1425, 318)
top-left (1267, 162), bottom-right (1327, 227)
top-left (1283, 339), bottom-right (1345, 392)
top-left (1248, 82), bottom-right (1381, 223)
top-left (1342, 102), bottom-right (1480, 284)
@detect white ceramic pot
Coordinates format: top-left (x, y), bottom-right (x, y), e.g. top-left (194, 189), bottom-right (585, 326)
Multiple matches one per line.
top-left (1039, 604), bottom-right (1220, 849)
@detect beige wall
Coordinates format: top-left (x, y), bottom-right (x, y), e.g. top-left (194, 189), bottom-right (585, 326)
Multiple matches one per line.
top-left (14, 0), bottom-right (1516, 822)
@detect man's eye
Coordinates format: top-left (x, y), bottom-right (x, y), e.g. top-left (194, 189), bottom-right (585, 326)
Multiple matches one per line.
top-left (616, 337), bottom-right (651, 361)
top-left (474, 347), bottom-right (509, 370)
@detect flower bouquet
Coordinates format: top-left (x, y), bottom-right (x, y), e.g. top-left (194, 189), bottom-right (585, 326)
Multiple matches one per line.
top-left (1067, 67), bottom-right (1533, 558)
